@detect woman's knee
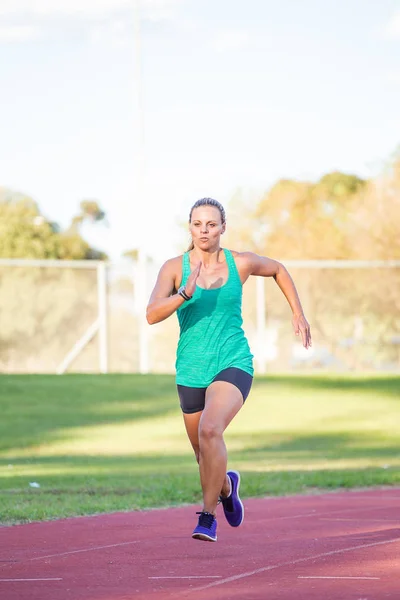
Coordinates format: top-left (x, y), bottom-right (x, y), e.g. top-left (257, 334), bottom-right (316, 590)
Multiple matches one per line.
top-left (199, 421), bottom-right (223, 442)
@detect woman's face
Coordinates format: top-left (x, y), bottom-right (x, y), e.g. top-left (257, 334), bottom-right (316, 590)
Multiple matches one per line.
top-left (189, 206), bottom-right (225, 249)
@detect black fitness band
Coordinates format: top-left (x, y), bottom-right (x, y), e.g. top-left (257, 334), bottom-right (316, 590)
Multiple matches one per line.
top-left (178, 286), bottom-right (192, 301)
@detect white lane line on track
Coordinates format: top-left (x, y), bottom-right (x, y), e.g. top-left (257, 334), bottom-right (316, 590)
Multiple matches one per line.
top-left (298, 576), bottom-right (380, 580)
top-left (187, 536), bottom-right (400, 593)
top-left (339, 495), bottom-right (400, 500)
top-left (26, 540), bottom-right (140, 562)
top-left (0, 578), bottom-right (63, 582)
top-left (2, 500), bottom-right (397, 563)
top-left (271, 503), bottom-right (398, 522)
top-left (150, 576), bottom-right (222, 579)
top-left (319, 518), bottom-right (399, 522)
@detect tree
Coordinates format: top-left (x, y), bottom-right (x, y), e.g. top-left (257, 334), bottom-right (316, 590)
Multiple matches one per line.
top-left (123, 249), bottom-right (153, 263)
top-left (123, 249), bottom-right (139, 261)
top-left (224, 164), bottom-right (399, 369)
top-left (70, 199), bottom-right (107, 231)
top-left (351, 159), bottom-right (400, 260)
top-left (0, 189), bottom-right (109, 371)
top-left (250, 172), bottom-right (367, 260)
top-left (0, 188), bottom-right (107, 260)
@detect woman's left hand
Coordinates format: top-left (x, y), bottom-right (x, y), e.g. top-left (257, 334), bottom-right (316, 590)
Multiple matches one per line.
top-left (292, 313), bottom-right (312, 349)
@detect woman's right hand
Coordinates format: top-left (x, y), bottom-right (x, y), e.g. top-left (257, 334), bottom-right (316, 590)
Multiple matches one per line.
top-left (184, 262), bottom-right (201, 298)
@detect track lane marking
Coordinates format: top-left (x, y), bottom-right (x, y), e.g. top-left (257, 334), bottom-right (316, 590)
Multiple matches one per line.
top-left (187, 536), bottom-right (400, 593)
top-left (0, 578), bottom-right (62, 582)
top-left (150, 576), bottom-right (222, 579)
top-left (319, 517), bottom-right (399, 522)
top-left (265, 503), bottom-right (399, 521)
top-left (298, 576), bottom-right (380, 580)
top-left (26, 540), bottom-right (140, 562)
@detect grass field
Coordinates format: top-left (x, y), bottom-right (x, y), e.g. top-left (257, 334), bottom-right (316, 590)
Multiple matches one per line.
top-left (0, 373), bottom-right (399, 525)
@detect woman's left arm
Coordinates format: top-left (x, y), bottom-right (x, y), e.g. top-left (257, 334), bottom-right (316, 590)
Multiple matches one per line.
top-left (243, 252), bottom-right (312, 349)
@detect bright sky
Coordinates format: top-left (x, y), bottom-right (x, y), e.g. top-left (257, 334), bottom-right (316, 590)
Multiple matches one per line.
top-left (1, 0), bottom-right (400, 261)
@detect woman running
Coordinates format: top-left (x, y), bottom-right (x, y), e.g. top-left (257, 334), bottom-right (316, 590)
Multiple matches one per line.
top-left (146, 197), bottom-right (311, 542)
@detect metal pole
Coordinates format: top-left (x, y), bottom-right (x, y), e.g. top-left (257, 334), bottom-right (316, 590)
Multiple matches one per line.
top-left (97, 262), bottom-right (109, 373)
top-left (57, 320), bottom-right (100, 375)
top-left (256, 277), bottom-right (267, 374)
top-left (133, 0), bottom-right (149, 374)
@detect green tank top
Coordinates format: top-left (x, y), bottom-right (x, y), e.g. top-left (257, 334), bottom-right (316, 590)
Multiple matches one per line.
top-left (175, 248), bottom-right (254, 387)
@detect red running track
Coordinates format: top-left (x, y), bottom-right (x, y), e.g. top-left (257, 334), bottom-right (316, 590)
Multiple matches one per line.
top-left (1, 488), bottom-right (399, 600)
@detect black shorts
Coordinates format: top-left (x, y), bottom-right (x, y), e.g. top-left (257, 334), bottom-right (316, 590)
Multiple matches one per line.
top-left (177, 367), bottom-right (253, 414)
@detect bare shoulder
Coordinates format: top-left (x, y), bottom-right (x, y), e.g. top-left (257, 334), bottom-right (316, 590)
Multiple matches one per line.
top-left (157, 254), bottom-right (183, 289)
top-left (229, 249), bottom-right (258, 268)
top-left (148, 254), bottom-right (183, 301)
top-left (229, 249), bottom-right (255, 262)
top-left (228, 249), bottom-right (281, 280)
top-left (227, 249), bottom-right (257, 283)
top-left (160, 254), bottom-right (182, 276)
top-left (161, 254), bottom-right (183, 271)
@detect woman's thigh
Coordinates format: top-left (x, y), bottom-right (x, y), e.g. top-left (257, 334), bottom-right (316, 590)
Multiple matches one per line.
top-left (200, 380), bottom-right (244, 435)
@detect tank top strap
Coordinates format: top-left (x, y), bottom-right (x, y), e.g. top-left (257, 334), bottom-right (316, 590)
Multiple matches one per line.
top-left (224, 249), bottom-right (242, 287)
top-left (181, 251), bottom-right (191, 285)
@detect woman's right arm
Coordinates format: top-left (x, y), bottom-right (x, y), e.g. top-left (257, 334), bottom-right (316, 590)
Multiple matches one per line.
top-left (146, 258), bottom-right (201, 324)
top-left (146, 259), bottom-right (184, 324)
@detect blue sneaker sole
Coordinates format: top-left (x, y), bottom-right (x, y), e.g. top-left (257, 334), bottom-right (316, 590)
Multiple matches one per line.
top-left (192, 532), bottom-right (217, 542)
top-left (226, 469), bottom-right (244, 527)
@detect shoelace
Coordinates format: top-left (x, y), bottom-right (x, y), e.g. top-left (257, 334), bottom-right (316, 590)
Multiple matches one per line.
top-left (196, 511), bottom-right (215, 528)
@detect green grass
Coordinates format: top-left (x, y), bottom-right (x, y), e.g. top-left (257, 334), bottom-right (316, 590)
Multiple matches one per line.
top-left (1, 373), bottom-right (399, 525)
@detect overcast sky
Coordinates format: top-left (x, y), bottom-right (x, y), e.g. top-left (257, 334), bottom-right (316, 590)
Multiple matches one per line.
top-left (1, 0), bottom-right (400, 261)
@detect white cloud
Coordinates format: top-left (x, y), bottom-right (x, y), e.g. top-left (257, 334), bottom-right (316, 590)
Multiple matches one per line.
top-left (0, 24), bottom-right (41, 42)
top-left (142, 0), bottom-right (183, 22)
top-left (385, 11), bottom-right (400, 38)
top-left (212, 29), bottom-right (250, 53)
top-left (88, 19), bottom-right (130, 46)
top-left (0, 0), bottom-right (128, 18)
top-left (386, 70), bottom-right (400, 85)
top-left (0, 0), bottom-right (183, 20)
top-left (0, 0), bottom-right (184, 45)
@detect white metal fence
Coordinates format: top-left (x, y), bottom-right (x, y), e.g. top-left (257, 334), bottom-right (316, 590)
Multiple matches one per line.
top-left (0, 258), bottom-right (399, 374)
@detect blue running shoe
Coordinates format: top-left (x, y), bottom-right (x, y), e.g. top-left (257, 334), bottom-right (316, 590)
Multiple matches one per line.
top-left (220, 470), bottom-right (244, 527)
top-left (192, 511), bottom-right (217, 542)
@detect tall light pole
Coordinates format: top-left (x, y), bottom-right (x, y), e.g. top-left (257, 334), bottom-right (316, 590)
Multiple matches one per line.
top-left (133, 0), bottom-right (149, 373)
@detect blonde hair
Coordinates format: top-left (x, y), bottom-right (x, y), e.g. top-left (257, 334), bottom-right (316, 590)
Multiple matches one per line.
top-left (187, 198), bottom-right (226, 251)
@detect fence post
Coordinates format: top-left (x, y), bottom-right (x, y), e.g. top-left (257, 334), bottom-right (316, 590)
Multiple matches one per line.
top-left (97, 262), bottom-right (109, 374)
top-left (137, 251), bottom-right (149, 374)
top-left (256, 276), bottom-right (267, 374)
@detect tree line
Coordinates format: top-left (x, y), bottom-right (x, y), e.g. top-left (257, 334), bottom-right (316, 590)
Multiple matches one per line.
top-left (0, 189), bottom-right (107, 260)
top-left (2, 153), bottom-right (399, 262)
top-left (225, 156), bottom-right (400, 261)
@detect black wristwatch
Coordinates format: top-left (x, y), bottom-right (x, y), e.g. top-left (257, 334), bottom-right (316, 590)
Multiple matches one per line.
top-left (178, 286), bottom-right (192, 301)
